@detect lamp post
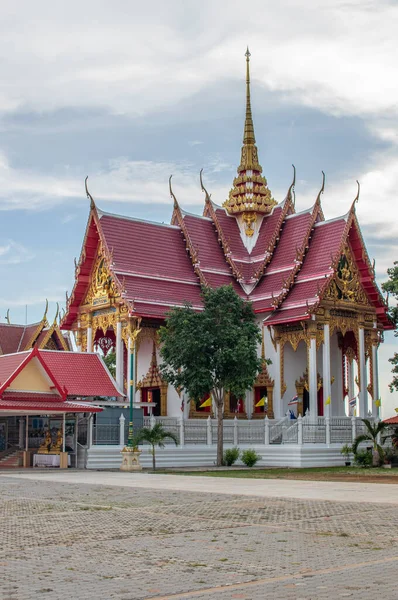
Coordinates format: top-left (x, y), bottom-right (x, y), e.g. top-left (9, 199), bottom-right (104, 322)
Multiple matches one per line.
top-left (120, 323), bottom-right (142, 471)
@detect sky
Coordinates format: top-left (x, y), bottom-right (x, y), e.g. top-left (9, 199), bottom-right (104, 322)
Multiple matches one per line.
top-left (0, 0), bottom-right (397, 416)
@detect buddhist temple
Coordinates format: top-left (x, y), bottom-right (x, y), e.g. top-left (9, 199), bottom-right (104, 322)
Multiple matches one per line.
top-left (61, 49), bottom-right (392, 425)
top-left (0, 303), bottom-right (71, 355)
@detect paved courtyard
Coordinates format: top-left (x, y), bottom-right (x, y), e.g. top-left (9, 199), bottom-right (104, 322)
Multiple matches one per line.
top-left (0, 472), bottom-right (397, 600)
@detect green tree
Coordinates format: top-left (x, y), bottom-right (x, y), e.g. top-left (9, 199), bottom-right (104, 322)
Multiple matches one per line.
top-left (159, 285), bottom-right (262, 466)
top-left (382, 262), bottom-right (398, 391)
top-left (103, 351), bottom-right (116, 379)
top-left (138, 423), bottom-right (178, 470)
top-left (352, 418), bottom-right (388, 465)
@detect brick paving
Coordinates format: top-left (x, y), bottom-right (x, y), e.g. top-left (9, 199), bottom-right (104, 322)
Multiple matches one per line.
top-left (0, 475), bottom-right (397, 599)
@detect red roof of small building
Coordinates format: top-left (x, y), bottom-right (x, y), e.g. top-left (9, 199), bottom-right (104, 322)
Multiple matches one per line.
top-left (383, 415), bottom-right (398, 425)
top-left (0, 397), bottom-right (101, 413)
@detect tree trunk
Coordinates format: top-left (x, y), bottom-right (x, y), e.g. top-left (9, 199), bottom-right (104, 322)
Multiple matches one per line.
top-left (152, 445), bottom-right (156, 471)
top-left (216, 398), bottom-right (224, 467)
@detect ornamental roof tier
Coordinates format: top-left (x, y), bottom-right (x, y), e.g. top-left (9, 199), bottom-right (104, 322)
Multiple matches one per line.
top-left (61, 51), bottom-right (392, 333)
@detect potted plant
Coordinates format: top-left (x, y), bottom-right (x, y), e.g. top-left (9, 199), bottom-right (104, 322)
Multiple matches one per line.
top-left (340, 444), bottom-right (352, 466)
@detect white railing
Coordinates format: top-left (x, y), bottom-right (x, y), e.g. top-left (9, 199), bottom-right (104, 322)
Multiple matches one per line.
top-left (90, 415), bottom-right (374, 447)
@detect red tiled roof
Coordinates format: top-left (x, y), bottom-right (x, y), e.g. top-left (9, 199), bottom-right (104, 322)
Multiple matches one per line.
top-left (100, 212), bottom-right (198, 282)
top-left (383, 416), bottom-right (398, 425)
top-left (213, 208), bottom-right (248, 261)
top-left (0, 323), bottom-right (41, 355)
top-left (265, 305), bottom-right (310, 326)
top-left (122, 274), bottom-right (202, 307)
top-left (0, 352), bottom-right (30, 388)
top-left (182, 214), bottom-right (232, 275)
top-left (0, 397), bottom-right (101, 413)
top-left (3, 391), bottom-right (62, 402)
top-left (38, 350), bottom-right (122, 397)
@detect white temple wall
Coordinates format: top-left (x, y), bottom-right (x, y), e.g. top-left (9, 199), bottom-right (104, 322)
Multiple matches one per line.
top-left (283, 341), bottom-right (307, 414)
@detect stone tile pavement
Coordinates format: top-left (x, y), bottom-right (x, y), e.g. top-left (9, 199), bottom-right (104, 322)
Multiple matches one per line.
top-left (0, 472), bottom-right (397, 599)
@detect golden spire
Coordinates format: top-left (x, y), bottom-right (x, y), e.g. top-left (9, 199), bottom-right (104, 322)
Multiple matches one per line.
top-left (223, 49), bottom-right (276, 226)
top-left (243, 47), bottom-right (255, 145)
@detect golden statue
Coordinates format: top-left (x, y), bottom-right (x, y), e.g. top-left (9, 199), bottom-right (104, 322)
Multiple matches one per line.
top-left (51, 429), bottom-right (63, 454)
top-left (38, 430), bottom-right (52, 454)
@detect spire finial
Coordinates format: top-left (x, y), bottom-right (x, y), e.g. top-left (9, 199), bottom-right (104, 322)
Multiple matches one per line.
top-left (243, 47), bottom-right (255, 145)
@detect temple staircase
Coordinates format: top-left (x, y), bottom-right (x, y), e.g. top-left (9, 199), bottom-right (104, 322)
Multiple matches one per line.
top-left (0, 447), bottom-right (22, 469)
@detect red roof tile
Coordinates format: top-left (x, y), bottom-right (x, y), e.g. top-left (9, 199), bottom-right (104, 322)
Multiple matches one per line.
top-left (39, 350), bottom-right (122, 397)
top-left (0, 352), bottom-right (30, 387)
top-left (265, 306), bottom-right (310, 325)
top-left (383, 416), bottom-right (398, 425)
top-left (0, 398), bottom-right (101, 413)
top-left (100, 213), bottom-right (198, 282)
top-left (0, 323), bottom-right (40, 355)
top-left (123, 274), bottom-right (202, 307)
top-left (182, 214), bottom-right (232, 274)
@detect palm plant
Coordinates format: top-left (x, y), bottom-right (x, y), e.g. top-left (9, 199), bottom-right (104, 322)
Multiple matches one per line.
top-left (352, 419), bottom-right (388, 466)
top-left (138, 423), bottom-right (178, 471)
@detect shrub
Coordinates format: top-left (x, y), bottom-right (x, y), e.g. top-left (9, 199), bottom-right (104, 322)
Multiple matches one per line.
top-left (340, 444), bottom-right (352, 459)
top-left (241, 449), bottom-right (261, 468)
top-left (354, 449), bottom-right (372, 468)
top-left (223, 447), bottom-right (240, 466)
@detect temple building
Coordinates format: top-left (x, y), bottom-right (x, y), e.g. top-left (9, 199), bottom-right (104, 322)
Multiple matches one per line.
top-left (0, 303), bottom-right (71, 355)
top-left (61, 50), bottom-right (392, 422)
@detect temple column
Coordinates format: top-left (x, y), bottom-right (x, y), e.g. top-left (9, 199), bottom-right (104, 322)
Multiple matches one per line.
top-left (371, 324), bottom-right (380, 418)
top-left (322, 321), bottom-right (331, 417)
top-left (308, 325), bottom-right (318, 418)
top-left (87, 315), bottom-right (93, 353)
top-left (358, 323), bottom-right (367, 417)
top-left (115, 316), bottom-right (123, 392)
top-left (273, 336), bottom-right (282, 419)
top-left (76, 323), bottom-right (82, 352)
top-left (347, 357), bottom-right (355, 413)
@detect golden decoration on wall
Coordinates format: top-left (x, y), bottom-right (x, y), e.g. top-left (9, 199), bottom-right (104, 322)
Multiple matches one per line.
top-left (84, 247), bottom-right (119, 308)
top-left (325, 247), bottom-right (370, 306)
top-left (242, 212), bottom-right (256, 237)
top-left (137, 341), bottom-right (167, 416)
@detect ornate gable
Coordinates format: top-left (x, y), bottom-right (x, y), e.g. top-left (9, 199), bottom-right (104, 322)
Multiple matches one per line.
top-left (324, 245), bottom-right (370, 307)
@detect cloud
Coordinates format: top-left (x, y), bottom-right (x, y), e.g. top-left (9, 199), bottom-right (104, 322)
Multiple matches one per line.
top-left (0, 239), bottom-right (34, 264)
top-left (0, 0), bottom-right (396, 133)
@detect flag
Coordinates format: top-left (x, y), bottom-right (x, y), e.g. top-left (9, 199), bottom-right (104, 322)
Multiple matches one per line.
top-left (180, 398), bottom-right (185, 412)
top-left (255, 396), bottom-right (266, 408)
top-left (199, 397), bottom-right (212, 408)
top-left (288, 395), bottom-right (299, 406)
top-left (375, 399), bottom-right (381, 408)
top-left (349, 397), bottom-right (357, 407)
top-left (325, 396), bottom-right (331, 405)
top-left (394, 408), bottom-right (398, 414)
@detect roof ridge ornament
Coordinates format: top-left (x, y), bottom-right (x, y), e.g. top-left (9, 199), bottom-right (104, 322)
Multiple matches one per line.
top-left (169, 175), bottom-right (179, 209)
top-left (5, 309), bottom-right (10, 324)
top-left (43, 299), bottom-right (49, 322)
top-left (222, 49), bottom-right (276, 220)
top-left (354, 180), bottom-right (360, 204)
top-left (315, 171), bottom-right (325, 205)
top-left (200, 168), bottom-right (211, 202)
top-left (287, 164), bottom-right (296, 207)
top-left (85, 176), bottom-right (96, 210)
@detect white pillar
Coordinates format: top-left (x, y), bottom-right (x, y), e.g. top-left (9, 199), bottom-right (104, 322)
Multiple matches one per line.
top-left (351, 415), bottom-right (357, 443)
top-left (297, 414), bottom-right (303, 445)
top-left (264, 415), bottom-right (270, 445)
top-left (309, 334), bottom-right (318, 419)
top-left (233, 416), bottom-right (238, 446)
top-left (348, 358), bottom-right (355, 408)
top-left (87, 326), bottom-right (93, 353)
top-left (88, 415), bottom-right (93, 448)
top-left (25, 415), bottom-right (29, 452)
top-left (372, 328), bottom-right (380, 418)
top-left (179, 415), bottom-right (184, 447)
top-left (325, 416), bottom-right (331, 445)
top-left (62, 414), bottom-right (66, 452)
top-left (322, 323), bottom-right (331, 417)
top-left (274, 340), bottom-right (283, 418)
top-left (127, 336), bottom-right (133, 401)
top-left (358, 326), bottom-right (367, 417)
top-left (119, 413), bottom-right (125, 446)
top-left (206, 416), bottom-right (212, 445)
top-left (115, 319), bottom-right (123, 392)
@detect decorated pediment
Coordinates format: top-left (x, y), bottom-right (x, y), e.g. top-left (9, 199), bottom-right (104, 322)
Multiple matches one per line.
top-left (255, 359), bottom-right (274, 387)
top-left (137, 342), bottom-right (166, 389)
top-left (324, 246), bottom-right (370, 306)
top-left (84, 247), bottom-right (120, 308)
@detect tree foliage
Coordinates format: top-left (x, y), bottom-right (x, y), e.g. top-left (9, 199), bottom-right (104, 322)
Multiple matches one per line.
top-left (103, 350), bottom-right (116, 379)
top-left (382, 262), bottom-right (398, 391)
top-left (159, 285), bottom-right (262, 466)
top-left (352, 418), bottom-right (388, 465)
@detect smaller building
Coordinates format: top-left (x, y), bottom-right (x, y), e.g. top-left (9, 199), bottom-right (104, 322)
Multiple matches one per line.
top-left (0, 348), bottom-right (123, 468)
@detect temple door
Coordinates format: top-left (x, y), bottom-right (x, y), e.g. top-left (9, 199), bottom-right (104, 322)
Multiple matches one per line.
top-left (303, 390), bottom-right (309, 416)
top-left (142, 388), bottom-right (161, 416)
top-left (254, 387), bottom-right (267, 415)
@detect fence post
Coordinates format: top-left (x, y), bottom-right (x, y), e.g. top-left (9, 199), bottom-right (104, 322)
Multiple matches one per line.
top-left (207, 416), bottom-right (212, 445)
top-left (351, 415), bottom-right (356, 444)
top-left (264, 415), bottom-right (270, 445)
top-left (88, 415), bottom-right (93, 448)
top-left (150, 414), bottom-right (156, 430)
top-left (297, 414), bottom-right (303, 445)
top-left (179, 415), bottom-right (185, 447)
top-left (233, 416), bottom-right (238, 446)
top-left (325, 416), bottom-right (330, 445)
top-left (119, 413), bottom-right (125, 447)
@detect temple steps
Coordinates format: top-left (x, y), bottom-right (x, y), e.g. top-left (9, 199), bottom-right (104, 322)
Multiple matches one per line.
top-left (0, 449), bottom-right (22, 468)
